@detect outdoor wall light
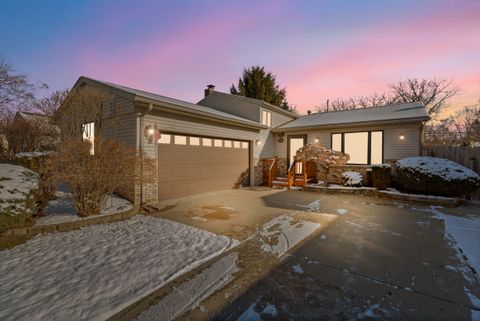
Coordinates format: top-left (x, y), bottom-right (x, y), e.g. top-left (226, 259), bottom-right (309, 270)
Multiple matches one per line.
top-left (144, 124), bottom-right (160, 144)
top-left (256, 139), bottom-right (262, 146)
top-left (399, 134), bottom-right (405, 141)
top-left (314, 137), bottom-right (319, 143)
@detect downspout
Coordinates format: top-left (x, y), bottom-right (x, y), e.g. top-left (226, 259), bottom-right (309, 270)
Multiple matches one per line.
top-left (137, 103), bottom-right (154, 207)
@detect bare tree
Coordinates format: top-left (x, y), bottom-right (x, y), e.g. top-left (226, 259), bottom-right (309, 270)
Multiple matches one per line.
top-left (0, 56), bottom-right (36, 115)
top-left (390, 78), bottom-right (460, 118)
top-left (34, 89), bottom-right (69, 117)
top-left (447, 101), bottom-right (480, 146)
top-left (316, 93), bottom-right (395, 112)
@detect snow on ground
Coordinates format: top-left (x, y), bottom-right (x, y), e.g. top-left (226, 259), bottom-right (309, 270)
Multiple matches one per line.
top-left (296, 199), bottom-right (322, 212)
top-left (336, 208), bottom-right (348, 215)
top-left (426, 206), bottom-right (480, 274)
top-left (0, 215), bottom-right (238, 321)
top-left (343, 171), bottom-right (362, 186)
top-left (396, 156), bottom-right (480, 181)
top-left (135, 252), bottom-right (238, 321)
top-left (35, 184), bottom-right (133, 226)
top-left (237, 301), bottom-right (278, 321)
top-left (0, 164), bottom-right (38, 215)
top-left (15, 151), bottom-right (53, 158)
top-left (423, 206), bottom-right (480, 319)
top-left (292, 264), bottom-right (304, 274)
top-left (260, 214), bottom-right (321, 257)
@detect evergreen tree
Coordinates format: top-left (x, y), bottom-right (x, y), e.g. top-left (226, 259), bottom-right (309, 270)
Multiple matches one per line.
top-left (230, 66), bottom-right (292, 111)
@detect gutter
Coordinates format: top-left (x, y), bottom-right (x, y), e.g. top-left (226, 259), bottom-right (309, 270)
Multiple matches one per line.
top-left (271, 117), bottom-right (431, 133)
top-left (135, 96), bottom-right (267, 130)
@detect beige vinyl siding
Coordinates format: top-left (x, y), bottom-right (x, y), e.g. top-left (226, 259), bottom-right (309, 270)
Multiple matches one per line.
top-left (141, 109), bottom-right (261, 159)
top-left (275, 122), bottom-right (422, 161)
top-left (259, 108), bottom-right (294, 159)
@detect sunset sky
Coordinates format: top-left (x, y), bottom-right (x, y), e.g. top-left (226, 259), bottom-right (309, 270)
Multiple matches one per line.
top-left (1, 0), bottom-right (479, 117)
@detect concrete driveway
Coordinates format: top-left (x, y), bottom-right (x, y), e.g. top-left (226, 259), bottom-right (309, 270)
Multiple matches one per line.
top-left (206, 190), bottom-right (480, 321)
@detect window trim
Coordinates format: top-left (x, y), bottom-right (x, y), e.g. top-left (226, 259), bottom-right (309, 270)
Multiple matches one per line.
top-left (330, 130), bottom-right (384, 165)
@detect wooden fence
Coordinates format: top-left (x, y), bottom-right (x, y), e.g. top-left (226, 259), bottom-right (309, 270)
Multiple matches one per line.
top-left (422, 145), bottom-right (480, 174)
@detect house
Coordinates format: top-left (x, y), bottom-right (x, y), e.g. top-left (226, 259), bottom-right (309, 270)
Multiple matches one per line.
top-left (67, 77), bottom-right (429, 206)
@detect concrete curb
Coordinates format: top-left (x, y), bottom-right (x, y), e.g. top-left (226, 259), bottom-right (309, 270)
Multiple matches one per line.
top-left (1, 206), bottom-right (140, 237)
top-left (303, 185), bottom-right (459, 207)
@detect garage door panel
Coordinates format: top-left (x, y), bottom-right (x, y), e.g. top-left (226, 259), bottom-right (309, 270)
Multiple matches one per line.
top-left (158, 135), bottom-right (250, 200)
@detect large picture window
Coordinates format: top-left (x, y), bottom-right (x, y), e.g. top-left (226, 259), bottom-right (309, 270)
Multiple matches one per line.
top-left (331, 131), bottom-right (383, 165)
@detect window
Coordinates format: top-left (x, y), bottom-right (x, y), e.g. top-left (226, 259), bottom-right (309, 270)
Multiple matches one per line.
top-left (214, 139), bottom-right (223, 147)
top-left (224, 140), bottom-right (232, 148)
top-left (332, 133), bottom-right (342, 152)
top-left (241, 142), bottom-right (248, 149)
top-left (158, 134), bottom-right (171, 144)
top-left (202, 138), bottom-right (212, 146)
top-left (174, 135), bottom-right (187, 145)
top-left (189, 137), bottom-right (200, 146)
top-left (261, 110), bottom-right (272, 127)
top-left (82, 122), bottom-right (95, 155)
top-left (331, 131), bottom-right (383, 165)
top-left (233, 141), bottom-right (241, 148)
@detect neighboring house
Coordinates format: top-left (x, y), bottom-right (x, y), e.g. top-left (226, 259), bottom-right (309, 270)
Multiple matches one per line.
top-left (67, 77), bottom-right (429, 206)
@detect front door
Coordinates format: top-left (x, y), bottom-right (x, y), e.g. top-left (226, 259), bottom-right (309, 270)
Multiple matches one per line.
top-left (287, 135), bottom-right (307, 167)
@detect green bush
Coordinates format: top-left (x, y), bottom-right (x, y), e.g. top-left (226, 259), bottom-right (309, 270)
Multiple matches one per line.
top-left (396, 157), bottom-right (480, 197)
top-left (371, 165), bottom-right (391, 190)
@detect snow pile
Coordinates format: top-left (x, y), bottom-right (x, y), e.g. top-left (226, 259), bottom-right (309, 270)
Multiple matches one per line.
top-left (397, 157), bottom-right (479, 181)
top-left (35, 185), bottom-right (133, 226)
top-left (342, 171), bottom-right (362, 186)
top-left (0, 216), bottom-right (238, 321)
top-left (260, 214), bottom-right (320, 257)
top-left (0, 164), bottom-right (38, 216)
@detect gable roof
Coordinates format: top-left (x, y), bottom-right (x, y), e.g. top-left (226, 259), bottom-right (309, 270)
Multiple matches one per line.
top-left (74, 77), bottom-right (267, 130)
top-left (16, 111), bottom-right (51, 122)
top-left (198, 90), bottom-right (297, 118)
top-left (274, 102), bottom-right (429, 131)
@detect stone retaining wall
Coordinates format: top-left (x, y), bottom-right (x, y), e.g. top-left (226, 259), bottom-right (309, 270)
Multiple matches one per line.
top-left (303, 185), bottom-right (459, 207)
top-left (317, 164), bottom-right (371, 185)
top-left (1, 206), bottom-right (139, 237)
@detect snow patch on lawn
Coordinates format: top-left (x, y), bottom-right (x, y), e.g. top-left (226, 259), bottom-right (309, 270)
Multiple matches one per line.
top-left (35, 185), bottom-right (133, 226)
top-left (465, 287), bottom-right (480, 321)
top-left (260, 215), bottom-right (320, 257)
top-left (336, 208), bottom-right (348, 215)
top-left (135, 252), bottom-right (239, 321)
top-left (0, 164), bottom-right (38, 215)
top-left (0, 216), bottom-right (238, 321)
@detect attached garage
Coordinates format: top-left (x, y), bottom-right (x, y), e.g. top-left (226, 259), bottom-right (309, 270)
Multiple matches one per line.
top-left (157, 133), bottom-right (250, 200)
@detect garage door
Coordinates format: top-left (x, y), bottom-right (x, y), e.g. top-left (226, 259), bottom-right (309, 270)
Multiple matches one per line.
top-left (157, 134), bottom-right (250, 200)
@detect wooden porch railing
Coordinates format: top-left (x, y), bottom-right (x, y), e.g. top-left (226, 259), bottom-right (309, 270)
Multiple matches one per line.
top-left (287, 159), bottom-right (316, 189)
top-left (262, 157), bottom-right (277, 187)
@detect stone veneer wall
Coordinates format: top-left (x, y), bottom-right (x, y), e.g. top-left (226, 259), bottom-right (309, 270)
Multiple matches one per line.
top-left (253, 158), bottom-right (264, 186)
top-left (317, 164), bottom-right (371, 185)
top-left (276, 158), bottom-right (288, 178)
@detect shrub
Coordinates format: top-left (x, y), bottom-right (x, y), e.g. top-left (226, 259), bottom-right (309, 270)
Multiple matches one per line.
top-left (371, 164), bottom-right (391, 190)
top-left (0, 164), bottom-right (38, 232)
top-left (343, 171), bottom-right (362, 187)
top-left (396, 156), bottom-right (480, 197)
top-left (50, 138), bottom-right (154, 216)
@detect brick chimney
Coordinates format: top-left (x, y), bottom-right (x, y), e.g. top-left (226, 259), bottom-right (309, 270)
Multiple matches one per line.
top-left (204, 84), bottom-right (215, 97)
